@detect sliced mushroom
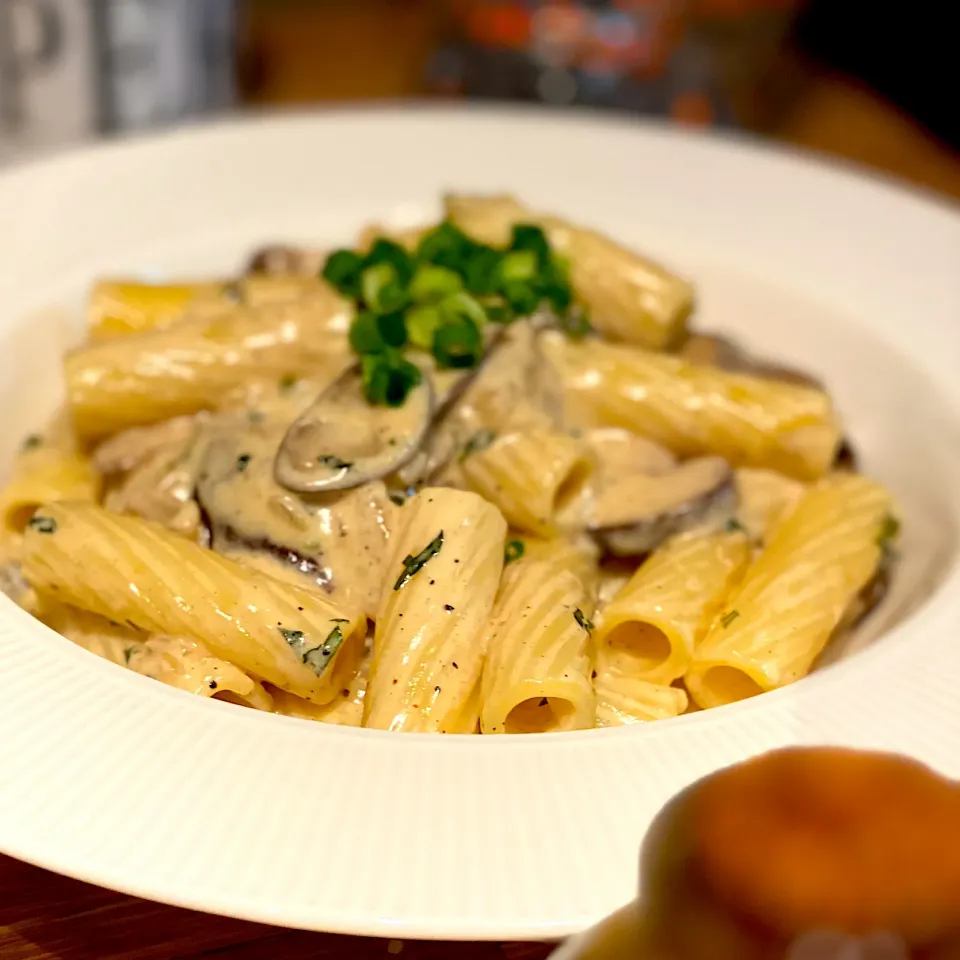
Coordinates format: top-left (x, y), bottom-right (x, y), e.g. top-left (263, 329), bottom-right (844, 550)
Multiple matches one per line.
top-left (274, 365), bottom-right (433, 493)
top-left (93, 415), bottom-right (201, 476)
top-left (680, 333), bottom-right (823, 389)
top-left (589, 456), bottom-right (736, 556)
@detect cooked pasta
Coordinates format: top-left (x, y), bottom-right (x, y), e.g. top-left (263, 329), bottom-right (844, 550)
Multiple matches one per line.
top-left (481, 559), bottom-right (596, 734)
top-left (686, 474), bottom-right (895, 708)
top-left (2, 194), bottom-right (899, 733)
top-left (594, 670), bottom-right (689, 727)
top-left (364, 488), bottom-right (506, 733)
top-left (67, 293), bottom-right (353, 438)
top-left (460, 428), bottom-right (591, 538)
top-left (21, 502), bottom-right (365, 704)
top-left (595, 529), bottom-right (751, 684)
top-left (87, 276), bottom-right (327, 339)
top-left (541, 332), bottom-right (841, 480)
top-left (1, 439), bottom-right (101, 537)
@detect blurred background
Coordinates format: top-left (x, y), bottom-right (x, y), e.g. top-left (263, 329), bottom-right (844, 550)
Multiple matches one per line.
top-left (1, 0), bottom-right (957, 198)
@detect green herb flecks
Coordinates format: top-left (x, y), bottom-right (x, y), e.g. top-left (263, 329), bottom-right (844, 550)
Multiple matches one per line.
top-left (236, 453), bottom-right (252, 473)
top-left (221, 281), bottom-right (244, 304)
top-left (460, 429), bottom-right (496, 461)
top-left (574, 608), bottom-right (594, 634)
top-left (721, 610), bottom-right (740, 629)
top-left (394, 531), bottom-right (444, 591)
top-left (28, 515), bottom-right (56, 534)
top-left (280, 622), bottom-right (347, 677)
top-left (21, 433), bottom-right (42, 452)
top-left (388, 490), bottom-right (407, 507)
top-left (504, 539), bottom-right (525, 565)
top-left (725, 517), bottom-right (747, 534)
top-left (278, 374), bottom-right (298, 394)
top-left (123, 646), bottom-right (137, 665)
top-left (876, 513), bottom-right (901, 552)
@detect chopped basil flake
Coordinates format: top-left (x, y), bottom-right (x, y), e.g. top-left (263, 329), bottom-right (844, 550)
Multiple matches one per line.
top-left (21, 433), bottom-right (42, 452)
top-left (278, 374), bottom-right (298, 393)
top-left (725, 517), bottom-right (747, 533)
top-left (573, 608), bottom-right (593, 634)
top-left (279, 627), bottom-right (304, 644)
top-left (388, 491), bottom-right (407, 507)
top-left (876, 513), bottom-right (900, 550)
top-left (236, 453), bottom-right (252, 472)
top-left (504, 540), bottom-right (524, 565)
top-left (721, 610), bottom-right (740, 629)
top-left (394, 531), bottom-right (444, 590)
top-left (28, 515), bottom-right (56, 534)
top-left (302, 624), bottom-right (346, 676)
top-left (123, 646), bottom-right (136, 665)
top-left (317, 455), bottom-right (353, 470)
top-left (460, 429), bottom-right (496, 461)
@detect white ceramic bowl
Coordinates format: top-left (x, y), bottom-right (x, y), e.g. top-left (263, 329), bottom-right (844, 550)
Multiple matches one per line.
top-left (1, 108), bottom-right (959, 940)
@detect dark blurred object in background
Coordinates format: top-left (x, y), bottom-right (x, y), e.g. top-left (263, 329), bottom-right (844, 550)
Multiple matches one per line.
top-left (793, 0), bottom-right (958, 153)
top-left (423, 0), bottom-right (801, 130)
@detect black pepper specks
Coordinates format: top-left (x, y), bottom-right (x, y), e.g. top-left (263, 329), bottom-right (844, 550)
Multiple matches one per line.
top-left (444, 604), bottom-right (454, 612)
top-left (209, 681), bottom-right (218, 690)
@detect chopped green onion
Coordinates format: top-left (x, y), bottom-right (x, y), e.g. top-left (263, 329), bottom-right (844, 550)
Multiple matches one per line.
top-left (502, 280), bottom-right (541, 315)
top-left (483, 300), bottom-right (516, 325)
top-left (406, 304), bottom-right (442, 350)
top-left (504, 539), bottom-right (524, 564)
top-left (409, 264), bottom-right (463, 303)
top-left (510, 224), bottom-right (551, 266)
top-left (361, 351), bottom-right (422, 406)
top-left (322, 249), bottom-right (365, 298)
top-left (365, 238), bottom-right (414, 285)
top-left (433, 320), bottom-right (482, 369)
top-left (416, 221), bottom-right (471, 268)
top-left (349, 311), bottom-right (386, 355)
top-left (499, 249), bottom-right (538, 283)
top-left (438, 291), bottom-right (487, 330)
top-left (463, 246), bottom-right (503, 295)
top-left (376, 311), bottom-right (408, 349)
top-left (361, 262), bottom-right (408, 314)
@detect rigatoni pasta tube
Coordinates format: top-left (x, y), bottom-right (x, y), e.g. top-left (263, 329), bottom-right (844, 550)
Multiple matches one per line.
top-left (594, 670), bottom-right (688, 727)
top-left (20, 502), bottom-right (365, 704)
top-left (595, 529), bottom-right (750, 684)
top-left (364, 488), bottom-right (506, 733)
top-left (0, 440), bottom-right (101, 536)
top-left (480, 559), bottom-right (596, 734)
top-left (461, 428), bottom-right (591, 538)
top-left (87, 276), bottom-right (332, 339)
top-left (686, 474), bottom-right (894, 709)
top-left (514, 534), bottom-right (600, 598)
top-left (66, 295), bottom-right (353, 439)
top-left (444, 193), bottom-right (693, 350)
top-left (541, 332), bottom-right (841, 480)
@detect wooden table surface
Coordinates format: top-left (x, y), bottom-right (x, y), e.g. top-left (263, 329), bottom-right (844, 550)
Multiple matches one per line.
top-left (3, 62), bottom-right (959, 960)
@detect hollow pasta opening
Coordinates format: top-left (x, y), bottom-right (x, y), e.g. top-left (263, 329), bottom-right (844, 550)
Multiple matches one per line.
top-left (504, 696), bottom-right (576, 734)
top-left (605, 621), bottom-right (672, 673)
top-left (700, 666), bottom-right (764, 706)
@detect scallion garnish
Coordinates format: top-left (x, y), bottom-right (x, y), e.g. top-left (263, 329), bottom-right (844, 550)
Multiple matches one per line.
top-left (409, 264), bottom-right (463, 303)
top-left (326, 217), bottom-right (581, 405)
top-left (504, 539), bottom-right (524, 565)
top-left (433, 320), bottom-right (482, 369)
top-left (322, 249), bottom-right (365, 298)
